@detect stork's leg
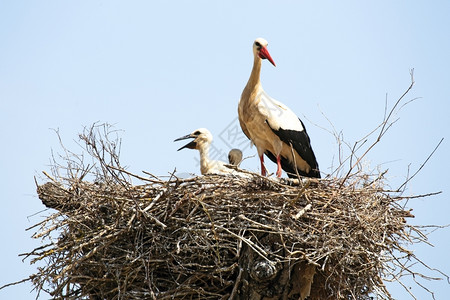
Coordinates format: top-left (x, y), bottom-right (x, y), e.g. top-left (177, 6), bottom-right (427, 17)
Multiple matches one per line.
top-left (276, 155), bottom-right (282, 178)
top-left (260, 155), bottom-right (266, 176)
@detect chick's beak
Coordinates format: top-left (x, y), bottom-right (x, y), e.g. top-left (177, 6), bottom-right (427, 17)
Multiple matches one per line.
top-left (174, 134), bottom-right (197, 151)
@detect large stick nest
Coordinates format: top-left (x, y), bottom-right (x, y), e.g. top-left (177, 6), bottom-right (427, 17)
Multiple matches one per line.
top-left (18, 121), bottom-right (441, 300)
top-left (33, 170), bottom-right (413, 300)
top-left (19, 73), bottom-right (448, 300)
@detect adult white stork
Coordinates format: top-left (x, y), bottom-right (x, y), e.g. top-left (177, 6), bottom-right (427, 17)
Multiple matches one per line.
top-left (238, 38), bottom-right (320, 178)
top-left (174, 128), bottom-right (233, 175)
top-left (228, 148), bottom-right (243, 166)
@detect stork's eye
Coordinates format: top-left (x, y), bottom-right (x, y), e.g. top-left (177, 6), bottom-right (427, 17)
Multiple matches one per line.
top-left (193, 131), bottom-right (201, 136)
top-left (255, 41), bottom-right (261, 48)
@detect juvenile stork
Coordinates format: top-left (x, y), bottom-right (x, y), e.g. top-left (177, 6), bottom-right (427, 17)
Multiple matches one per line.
top-left (238, 38), bottom-right (320, 178)
top-left (228, 149), bottom-right (243, 166)
top-left (174, 128), bottom-right (232, 175)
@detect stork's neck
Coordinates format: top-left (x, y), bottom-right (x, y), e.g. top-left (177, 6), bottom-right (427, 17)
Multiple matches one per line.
top-left (197, 142), bottom-right (211, 175)
top-left (243, 56), bottom-right (263, 98)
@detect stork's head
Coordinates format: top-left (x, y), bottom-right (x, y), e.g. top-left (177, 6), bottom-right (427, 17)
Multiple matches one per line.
top-left (174, 128), bottom-right (213, 151)
top-left (253, 38), bottom-right (276, 66)
top-left (228, 148), bottom-right (243, 166)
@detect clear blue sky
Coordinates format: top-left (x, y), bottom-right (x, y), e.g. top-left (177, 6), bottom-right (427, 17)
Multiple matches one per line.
top-left (1, 1), bottom-right (449, 298)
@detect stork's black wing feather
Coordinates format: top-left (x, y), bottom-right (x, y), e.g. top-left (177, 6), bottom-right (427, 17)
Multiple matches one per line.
top-left (266, 119), bottom-right (320, 178)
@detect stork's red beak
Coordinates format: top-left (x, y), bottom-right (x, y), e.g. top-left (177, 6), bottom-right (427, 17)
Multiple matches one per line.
top-left (259, 46), bottom-right (276, 66)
